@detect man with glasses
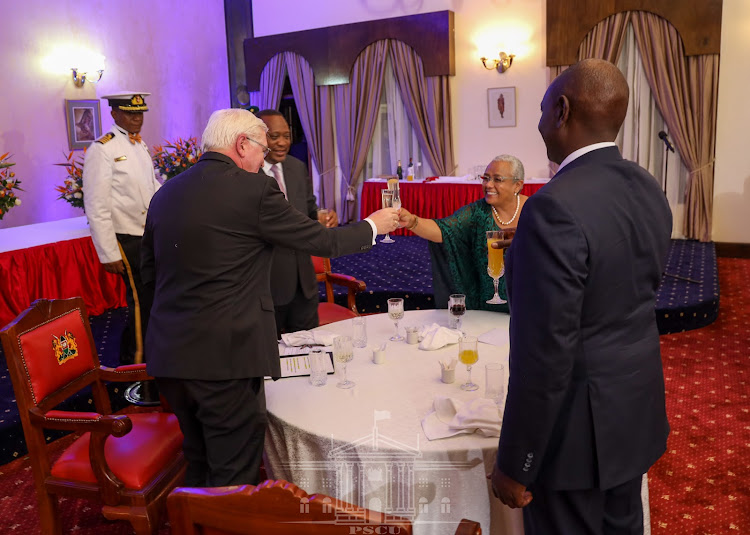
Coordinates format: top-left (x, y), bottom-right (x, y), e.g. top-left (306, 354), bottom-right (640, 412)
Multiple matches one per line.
top-left (142, 108), bottom-right (399, 487)
top-left (256, 109), bottom-right (339, 337)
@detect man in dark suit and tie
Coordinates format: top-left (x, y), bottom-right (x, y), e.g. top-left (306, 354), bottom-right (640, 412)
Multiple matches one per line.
top-left (142, 108), bottom-right (399, 487)
top-left (256, 109), bottom-right (338, 337)
top-left (490, 59), bottom-right (672, 535)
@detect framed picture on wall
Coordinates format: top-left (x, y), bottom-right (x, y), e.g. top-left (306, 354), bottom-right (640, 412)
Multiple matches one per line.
top-left (487, 87), bottom-right (516, 128)
top-left (65, 99), bottom-right (102, 150)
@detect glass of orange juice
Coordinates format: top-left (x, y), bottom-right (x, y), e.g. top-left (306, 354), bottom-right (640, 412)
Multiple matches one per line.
top-left (458, 335), bottom-right (479, 391)
top-left (486, 230), bottom-right (507, 304)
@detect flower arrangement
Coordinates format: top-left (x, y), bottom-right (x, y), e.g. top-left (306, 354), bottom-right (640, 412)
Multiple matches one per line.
top-left (0, 153), bottom-right (23, 220)
top-left (54, 151), bottom-right (85, 209)
top-left (152, 137), bottom-right (202, 181)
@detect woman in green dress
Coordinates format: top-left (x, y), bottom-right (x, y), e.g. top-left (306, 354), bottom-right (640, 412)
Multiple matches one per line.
top-left (398, 154), bottom-right (528, 312)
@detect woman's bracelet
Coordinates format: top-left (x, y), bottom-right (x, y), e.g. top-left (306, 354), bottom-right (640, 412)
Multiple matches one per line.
top-left (407, 215), bottom-right (419, 230)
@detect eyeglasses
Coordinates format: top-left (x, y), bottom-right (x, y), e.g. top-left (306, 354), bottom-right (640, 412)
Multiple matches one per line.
top-left (246, 136), bottom-right (270, 157)
top-left (480, 175), bottom-right (515, 185)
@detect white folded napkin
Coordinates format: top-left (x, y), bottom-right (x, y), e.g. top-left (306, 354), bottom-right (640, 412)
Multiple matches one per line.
top-left (421, 396), bottom-right (502, 441)
top-left (478, 327), bottom-right (510, 347)
top-left (280, 330), bottom-right (338, 347)
top-left (418, 323), bottom-right (462, 350)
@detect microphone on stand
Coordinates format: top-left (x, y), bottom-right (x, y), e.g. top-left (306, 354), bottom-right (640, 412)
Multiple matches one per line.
top-left (658, 131), bottom-right (675, 153)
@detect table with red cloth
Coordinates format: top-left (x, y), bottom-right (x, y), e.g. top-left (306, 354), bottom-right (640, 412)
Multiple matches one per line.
top-left (0, 217), bottom-right (126, 328)
top-left (360, 178), bottom-right (548, 235)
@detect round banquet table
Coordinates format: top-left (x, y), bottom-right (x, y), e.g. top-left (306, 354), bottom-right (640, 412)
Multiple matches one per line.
top-left (263, 309), bottom-right (523, 534)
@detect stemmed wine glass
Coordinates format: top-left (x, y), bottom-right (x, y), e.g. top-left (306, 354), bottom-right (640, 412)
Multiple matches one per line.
top-left (391, 188), bottom-right (402, 211)
top-left (486, 230), bottom-right (507, 304)
top-left (448, 293), bottom-right (466, 332)
top-left (380, 190), bottom-right (395, 244)
top-left (333, 335), bottom-right (355, 389)
top-left (387, 297), bottom-right (405, 341)
top-left (459, 335), bottom-right (479, 391)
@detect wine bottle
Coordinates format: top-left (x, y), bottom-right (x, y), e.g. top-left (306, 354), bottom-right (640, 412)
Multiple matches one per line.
top-left (396, 159), bottom-right (403, 181)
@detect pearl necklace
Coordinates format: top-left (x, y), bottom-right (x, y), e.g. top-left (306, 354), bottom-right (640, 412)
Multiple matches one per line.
top-left (491, 195), bottom-right (520, 226)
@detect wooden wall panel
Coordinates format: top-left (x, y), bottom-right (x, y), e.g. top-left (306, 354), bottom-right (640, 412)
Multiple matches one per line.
top-left (547, 0), bottom-right (723, 66)
top-left (243, 10), bottom-right (454, 90)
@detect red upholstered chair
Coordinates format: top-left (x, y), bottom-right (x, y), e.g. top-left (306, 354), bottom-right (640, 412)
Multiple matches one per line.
top-left (312, 256), bottom-right (366, 326)
top-left (168, 478), bottom-right (483, 534)
top-left (0, 297), bottom-right (186, 535)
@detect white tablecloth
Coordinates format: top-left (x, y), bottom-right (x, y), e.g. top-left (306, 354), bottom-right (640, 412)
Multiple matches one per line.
top-left (264, 309), bottom-right (522, 534)
top-left (264, 309), bottom-right (652, 534)
top-left (0, 216), bottom-right (89, 253)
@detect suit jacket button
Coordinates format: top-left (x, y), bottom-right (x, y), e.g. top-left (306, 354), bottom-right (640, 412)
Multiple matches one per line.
top-left (142, 210), bottom-right (146, 215)
top-left (522, 467), bottom-right (529, 472)
top-left (524, 462), bottom-right (531, 468)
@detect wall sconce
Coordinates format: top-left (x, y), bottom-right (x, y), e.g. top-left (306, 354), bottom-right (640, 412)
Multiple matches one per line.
top-left (70, 50), bottom-right (105, 87)
top-left (481, 52), bottom-right (515, 73)
top-left (71, 67), bottom-right (104, 86)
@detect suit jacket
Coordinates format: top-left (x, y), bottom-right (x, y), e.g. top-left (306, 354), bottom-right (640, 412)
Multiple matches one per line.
top-left (141, 152), bottom-right (372, 381)
top-left (262, 156), bottom-right (319, 305)
top-left (496, 146), bottom-right (672, 491)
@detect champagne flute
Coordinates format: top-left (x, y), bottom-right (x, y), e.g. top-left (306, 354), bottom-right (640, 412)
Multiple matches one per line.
top-left (486, 229), bottom-right (507, 304)
top-left (380, 190), bottom-right (395, 244)
top-left (459, 336), bottom-right (479, 391)
top-left (391, 188), bottom-right (402, 210)
top-left (448, 293), bottom-right (466, 332)
top-left (387, 297), bottom-right (405, 341)
top-left (333, 335), bottom-right (355, 389)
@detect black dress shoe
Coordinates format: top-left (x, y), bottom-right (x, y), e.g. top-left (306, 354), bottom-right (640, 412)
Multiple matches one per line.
top-left (124, 380), bottom-right (161, 407)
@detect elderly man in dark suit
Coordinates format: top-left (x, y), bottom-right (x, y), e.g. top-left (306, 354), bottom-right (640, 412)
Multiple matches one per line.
top-left (142, 108), bottom-right (399, 487)
top-left (490, 59), bottom-right (672, 535)
top-left (256, 109), bottom-right (338, 337)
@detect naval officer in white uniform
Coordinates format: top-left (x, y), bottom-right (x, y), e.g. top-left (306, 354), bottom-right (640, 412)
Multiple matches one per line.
top-left (83, 91), bottom-right (161, 404)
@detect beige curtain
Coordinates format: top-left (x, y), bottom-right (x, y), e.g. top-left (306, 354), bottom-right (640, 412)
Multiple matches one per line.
top-left (631, 11), bottom-right (719, 242)
top-left (333, 40), bottom-right (389, 223)
top-left (548, 13), bottom-right (630, 82)
top-left (388, 40), bottom-right (455, 176)
top-left (248, 53), bottom-right (287, 110)
top-left (283, 52), bottom-right (336, 209)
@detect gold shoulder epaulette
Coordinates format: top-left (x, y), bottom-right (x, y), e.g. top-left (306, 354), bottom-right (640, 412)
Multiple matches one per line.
top-left (96, 133), bottom-right (115, 145)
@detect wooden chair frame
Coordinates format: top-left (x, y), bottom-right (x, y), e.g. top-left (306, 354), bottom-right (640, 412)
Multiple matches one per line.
top-left (168, 478), bottom-right (483, 534)
top-left (0, 297), bottom-right (185, 534)
top-left (313, 256), bottom-right (366, 315)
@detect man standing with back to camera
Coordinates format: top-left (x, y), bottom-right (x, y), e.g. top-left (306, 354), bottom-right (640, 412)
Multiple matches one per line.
top-left (490, 58), bottom-right (672, 535)
top-left (256, 109), bottom-right (339, 337)
top-left (142, 108), bottom-right (399, 487)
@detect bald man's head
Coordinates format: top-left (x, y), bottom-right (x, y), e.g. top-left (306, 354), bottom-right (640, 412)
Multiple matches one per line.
top-left (538, 59), bottom-right (629, 163)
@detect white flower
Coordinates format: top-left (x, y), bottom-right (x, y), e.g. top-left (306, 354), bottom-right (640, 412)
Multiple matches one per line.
top-left (14, 198), bottom-right (21, 205)
top-left (73, 192), bottom-right (82, 198)
top-left (65, 194), bottom-right (72, 199)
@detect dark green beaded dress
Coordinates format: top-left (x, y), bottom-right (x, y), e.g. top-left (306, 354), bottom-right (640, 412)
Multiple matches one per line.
top-left (433, 199), bottom-right (509, 313)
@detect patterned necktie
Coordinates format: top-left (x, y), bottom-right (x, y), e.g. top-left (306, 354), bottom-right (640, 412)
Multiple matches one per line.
top-left (270, 164), bottom-right (287, 199)
top-left (128, 132), bottom-right (142, 145)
